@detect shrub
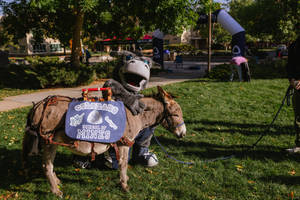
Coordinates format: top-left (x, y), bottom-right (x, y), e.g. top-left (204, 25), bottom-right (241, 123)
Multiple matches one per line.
top-left (166, 44), bottom-right (196, 53)
top-left (208, 64), bottom-right (234, 81)
top-left (207, 58), bottom-right (288, 81)
top-left (24, 62), bottom-right (96, 88)
top-left (25, 56), bottom-right (60, 64)
top-left (93, 59), bottom-right (121, 79)
top-left (0, 57), bottom-right (104, 89)
top-left (0, 64), bottom-right (41, 88)
top-left (249, 58), bottom-right (287, 79)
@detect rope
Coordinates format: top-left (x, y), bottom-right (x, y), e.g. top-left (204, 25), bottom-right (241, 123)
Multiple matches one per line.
top-left (153, 134), bottom-right (235, 165)
top-left (153, 135), bottom-right (194, 165)
top-left (154, 86), bottom-right (294, 165)
top-left (249, 86), bottom-right (293, 149)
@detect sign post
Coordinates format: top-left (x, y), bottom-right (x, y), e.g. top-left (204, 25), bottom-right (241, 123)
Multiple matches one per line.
top-left (152, 29), bottom-right (164, 69)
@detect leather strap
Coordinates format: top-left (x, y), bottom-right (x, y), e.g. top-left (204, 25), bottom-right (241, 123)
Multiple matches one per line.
top-left (118, 136), bottom-right (135, 147)
top-left (90, 143), bottom-right (96, 161)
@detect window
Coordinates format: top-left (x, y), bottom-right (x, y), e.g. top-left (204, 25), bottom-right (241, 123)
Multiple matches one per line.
top-left (33, 44), bottom-right (46, 53)
top-left (50, 44), bottom-right (62, 52)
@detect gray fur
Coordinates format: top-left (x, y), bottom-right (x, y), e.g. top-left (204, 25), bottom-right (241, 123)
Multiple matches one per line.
top-left (103, 79), bottom-right (145, 115)
top-left (106, 50), bottom-right (153, 115)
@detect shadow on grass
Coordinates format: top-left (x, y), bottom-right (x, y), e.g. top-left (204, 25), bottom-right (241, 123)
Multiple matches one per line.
top-left (260, 175), bottom-right (300, 186)
top-left (0, 147), bottom-right (94, 191)
top-left (186, 119), bottom-right (294, 136)
top-left (153, 136), bottom-right (300, 163)
top-left (0, 147), bottom-right (42, 193)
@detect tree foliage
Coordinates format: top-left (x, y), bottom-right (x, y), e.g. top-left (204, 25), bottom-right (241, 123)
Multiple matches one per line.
top-left (0, 0), bottom-right (197, 67)
top-left (194, 1), bottom-right (232, 49)
top-left (229, 0), bottom-right (299, 44)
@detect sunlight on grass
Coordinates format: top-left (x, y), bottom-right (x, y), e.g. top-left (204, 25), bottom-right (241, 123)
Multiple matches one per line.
top-left (0, 79), bottom-right (299, 199)
top-left (0, 88), bottom-right (38, 101)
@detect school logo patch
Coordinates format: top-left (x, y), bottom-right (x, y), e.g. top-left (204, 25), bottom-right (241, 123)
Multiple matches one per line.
top-left (65, 100), bottom-right (126, 143)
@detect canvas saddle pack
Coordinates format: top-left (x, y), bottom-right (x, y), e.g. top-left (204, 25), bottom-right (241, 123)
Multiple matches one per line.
top-left (26, 88), bottom-right (134, 160)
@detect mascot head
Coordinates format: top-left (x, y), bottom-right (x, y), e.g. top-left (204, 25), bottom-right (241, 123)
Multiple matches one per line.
top-left (119, 57), bottom-right (150, 93)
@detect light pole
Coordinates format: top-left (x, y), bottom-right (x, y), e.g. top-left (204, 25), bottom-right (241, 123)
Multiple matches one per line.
top-left (207, 0), bottom-right (212, 73)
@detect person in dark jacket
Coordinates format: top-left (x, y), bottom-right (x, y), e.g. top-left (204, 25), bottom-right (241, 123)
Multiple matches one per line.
top-left (286, 35), bottom-right (300, 153)
top-left (85, 47), bottom-right (91, 65)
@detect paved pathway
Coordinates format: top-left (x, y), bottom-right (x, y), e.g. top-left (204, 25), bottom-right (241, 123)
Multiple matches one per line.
top-left (0, 60), bottom-right (226, 112)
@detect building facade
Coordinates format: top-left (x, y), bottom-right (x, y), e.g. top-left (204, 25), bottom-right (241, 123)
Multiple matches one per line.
top-left (8, 32), bottom-right (69, 56)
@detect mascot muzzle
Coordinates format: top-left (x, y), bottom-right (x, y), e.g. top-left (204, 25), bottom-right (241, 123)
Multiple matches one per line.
top-left (119, 59), bottom-right (150, 93)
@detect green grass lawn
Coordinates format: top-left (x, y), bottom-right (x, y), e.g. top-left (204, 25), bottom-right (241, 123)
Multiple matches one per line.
top-left (0, 88), bottom-right (38, 101)
top-left (1, 78), bottom-right (299, 200)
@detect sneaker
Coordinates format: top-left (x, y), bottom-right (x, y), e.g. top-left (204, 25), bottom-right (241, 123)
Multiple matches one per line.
top-left (73, 157), bottom-right (92, 169)
top-left (286, 147), bottom-right (300, 154)
top-left (132, 147), bottom-right (159, 167)
top-left (103, 153), bottom-right (119, 170)
top-left (93, 151), bottom-right (119, 170)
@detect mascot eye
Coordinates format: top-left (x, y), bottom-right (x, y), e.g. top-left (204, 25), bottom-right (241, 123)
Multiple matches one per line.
top-left (126, 55), bottom-right (133, 61)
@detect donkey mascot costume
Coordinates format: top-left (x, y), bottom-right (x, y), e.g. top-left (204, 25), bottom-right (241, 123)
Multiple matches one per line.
top-left (73, 51), bottom-right (159, 169)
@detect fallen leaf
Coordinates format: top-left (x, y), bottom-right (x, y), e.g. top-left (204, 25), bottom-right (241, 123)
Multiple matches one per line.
top-left (146, 169), bottom-right (153, 174)
top-left (288, 191), bottom-right (294, 199)
top-left (248, 180), bottom-right (255, 184)
top-left (288, 170), bottom-right (296, 176)
top-left (87, 192), bottom-right (92, 198)
top-left (96, 187), bottom-right (102, 191)
top-left (235, 165), bottom-right (243, 172)
top-left (74, 168), bottom-right (80, 172)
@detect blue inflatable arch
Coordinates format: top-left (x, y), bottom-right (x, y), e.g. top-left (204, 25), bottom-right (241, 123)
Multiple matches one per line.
top-left (198, 9), bottom-right (246, 57)
top-left (214, 9), bottom-right (246, 57)
top-left (152, 10), bottom-right (247, 70)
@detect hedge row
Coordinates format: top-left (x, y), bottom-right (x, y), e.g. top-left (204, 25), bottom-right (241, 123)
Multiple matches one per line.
top-left (0, 56), bottom-right (120, 89)
top-left (208, 58), bottom-right (287, 81)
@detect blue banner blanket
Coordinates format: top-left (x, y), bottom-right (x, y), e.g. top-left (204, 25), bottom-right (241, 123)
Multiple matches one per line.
top-left (65, 100), bottom-right (126, 143)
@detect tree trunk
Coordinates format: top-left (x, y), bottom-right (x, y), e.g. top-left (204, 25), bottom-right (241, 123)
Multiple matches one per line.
top-left (71, 8), bottom-right (84, 68)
